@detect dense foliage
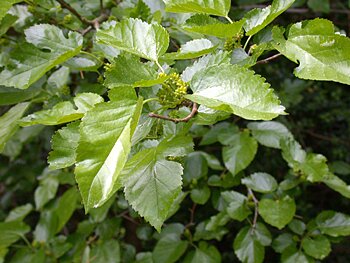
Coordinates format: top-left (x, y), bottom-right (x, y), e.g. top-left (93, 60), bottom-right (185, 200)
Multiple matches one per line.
top-left (1, 0), bottom-right (350, 262)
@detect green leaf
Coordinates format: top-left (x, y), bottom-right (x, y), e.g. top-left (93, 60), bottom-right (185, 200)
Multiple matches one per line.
top-left (0, 102), bottom-right (29, 153)
top-left (0, 0), bottom-right (21, 23)
top-left (281, 138), bottom-right (331, 182)
top-left (301, 235), bottom-right (331, 260)
top-left (272, 233), bottom-right (296, 253)
top-left (244, 0), bottom-right (295, 36)
top-left (5, 204), bottom-right (33, 222)
top-left (122, 136), bottom-right (193, 231)
top-left (0, 85), bottom-right (41, 106)
top-left (104, 54), bottom-right (166, 89)
top-left (242, 173), bottom-right (278, 193)
top-left (152, 234), bottom-right (188, 263)
top-left (233, 226), bottom-right (265, 263)
top-left (21, 93), bottom-right (103, 126)
top-left (221, 191), bottom-right (251, 221)
top-left (54, 188), bottom-right (79, 233)
top-left (183, 14), bottom-right (244, 38)
top-left (247, 121), bottom-right (293, 149)
top-left (281, 248), bottom-right (313, 263)
top-left (0, 24), bottom-right (83, 89)
top-left (34, 171), bottom-right (59, 210)
top-left (183, 152), bottom-right (208, 184)
top-left (322, 175), bottom-right (350, 199)
top-left (316, 211), bottom-right (350, 237)
top-left (190, 185), bottom-right (210, 205)
top-left (272, 19), bottom-right (350, 85)
top-left (64, 53), bottom-right (102, 72)
top-left (0, 14), bottom-right (18, 37)
top-left (90, 239), bottom-right (121, 263)
top-left (164, 0), bottom-right (231, 17)
top-left (190, 241), bottom-right (221, 263)
top-left (181, 51), bottom-right (230, 83)
top-left (75, 89), bottom-right (143, 211)
top-left (259, 196), bottom-right (296, 229)
top-left (288, 219), bottom-right (306, 235)
top-left (96, 18), bottom-right (169, 62)
top-left (220, 130), bottom-right (258, 175)
top-left (0, 221), bottom-right (30, 249)
top-left (163, 39), bottom-right (216, 60)
top-left (48, 121), bottom-right (80, 170)
top-left (186, 64), bottom-right (286, 120)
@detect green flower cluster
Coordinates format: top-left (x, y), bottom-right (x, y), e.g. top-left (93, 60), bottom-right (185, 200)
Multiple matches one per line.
top-left (224, 32), bottom-right (244, 51)
top-left (157, 72), bottom-right (188, 108)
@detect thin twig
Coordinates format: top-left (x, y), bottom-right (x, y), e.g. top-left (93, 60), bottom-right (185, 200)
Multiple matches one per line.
top-left (256, 53), bottom-right (282, 64)
top-left (57, 0), bottom-right (108, 29)
top-left (248, 188), bottom-right (259, 230)
top-left (56, 0), bottom-right (90, 25)
top-left (149, 103), bottom-right (198, 123)
top-left (185, 203), bottom-right (197, 228)
top-left (305, 130), bottom-right (350, 146)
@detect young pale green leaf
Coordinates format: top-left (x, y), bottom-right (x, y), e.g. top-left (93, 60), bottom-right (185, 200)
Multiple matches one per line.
top-left (220, 130), bottom-right (258, 175)
top-left (273, 19), bottom-right (350, 85)
top-left (233, 226), bottom-right (265, 263)
top-left (248, 121), bottom-right (293, 149)
top-left (301, 235), bottom-right (331, 260)
top-left (163, 39), bottom-right (216, 60)
top-left (242, 173), bottom-right (278, 193)
top-left (221, 191), bottom-right (251, 221)
top-left (164, 0), bottom-right (231, 17)
top-left (322, 175), bottom-right (350, 199)
top-left (104, 54), bottom-right (167, 89)
top-left (122, 136), bottom-right (193, 231)
top-left (0, 221), bottom-right (30, 249)
top-left (0, 24), bottom-right (83, 89)
top-left (75, 89), bottom-right (143, 211)
top-left (96, 18), bottom-right (169, 62)
top-left (259, 196), bottom-right (296, 230)
top-left (48, 121), bottom-right (80, 170)
top-left (316, 211), bottom-right (350, 237)
top-left (0, 102), bottom-right (29, 153)
top-left (152, 234), bottom-right (188, 263)
top-left (21, 93), bottom-right (103, 126)
top-left (186, 64), bottom-right (286, 120)
top-left (181, 51), bottom-right (230, 83)
top-left (5, 204), bottom-right (33, 222)
top-left (244, 0), bottom-right (295, 36)
top-left (183, 14), bottom-right (244, 38)
top-left (0, 0), bottom-right (21, 22)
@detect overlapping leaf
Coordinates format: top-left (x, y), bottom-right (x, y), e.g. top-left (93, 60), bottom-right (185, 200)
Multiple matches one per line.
top-left (122, 136), bottom-right (193, 231)
top-left (186, 64), bottom-right (286, 120)
top-left (163, 39), bottom-right (216, 60)
top-left (0, 24), bottom-right (83, 89)
top-left (183, 14), bottom-right (244, 38)
top-left (273, 18), bottom-right (350, 85)
top-left (0, 102), bottom-right (29, 153)
top-left (244, 0), bottom-right (295, 36)
top-left (75, 89), bottom-right (143, 211)
top-left (0, 0), bottom-right (21, 22)
top-left (21, 93), bottom-right (103, 126)
top-left (104, 54), bottom-right (167, 89)
top-left (96, 18), bottom-right (169, 62)
top-left (164, 0), bottom-right (231, 17)
top-left (48, 121), bottom-right (80, 170)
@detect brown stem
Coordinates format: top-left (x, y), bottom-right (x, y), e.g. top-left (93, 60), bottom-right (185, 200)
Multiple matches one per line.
top-left (149, 103), bottom-right (198, 123)
top-left (100, 0), bottom-right (104, 15)
top-left (256, 53), bottom-right (282, 65)
top-left (57, 0), bottom-right (108, 28)
top-left (248, 188), bottom-right (259, 230)
top-left (185, 203), bottom-right (197, 228)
